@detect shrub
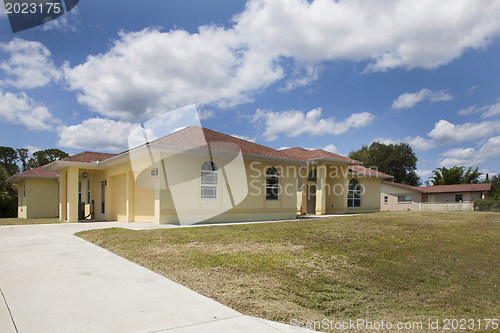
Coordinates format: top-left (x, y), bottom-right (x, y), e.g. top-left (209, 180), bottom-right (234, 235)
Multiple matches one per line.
top-left (474, 199), bottom-right (500, 211)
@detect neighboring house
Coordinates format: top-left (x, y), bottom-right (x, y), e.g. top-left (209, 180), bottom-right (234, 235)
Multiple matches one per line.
top-left (381, 181), bottom-right (492, 211)
top-left (8, 126), bottom-right (391, 224)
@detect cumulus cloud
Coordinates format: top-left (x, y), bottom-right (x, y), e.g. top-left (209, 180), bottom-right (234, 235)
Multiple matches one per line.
top-left (440, 136), bottom-right (500, 167)
top-left (62, 0), bottom-right (500, 121)
top-left (252, 107), bottom-right (374, 141)
top-left (404, 119), bottom-right (500, 151)
top-left (63, 27), bottom-right (282, 121)
top-left (391, 89), bottom-right (453, 109)
top-left (0, 90), bottom-right (60, 130)
top-left (236, 0), bottom-right (500, 71)
top-left (0, 38), bottom-right (61, 89)
top-left (57, 118), bottom-right (138, 152)
top-left (458, 99), bottom-right (500, 118)
top-left (322, 144), bottom-right (338, 153)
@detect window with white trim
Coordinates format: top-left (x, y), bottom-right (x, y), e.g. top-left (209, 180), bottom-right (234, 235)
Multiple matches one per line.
top-left (384, 196), bottom-right (388, 204)
top-left (347, 179), bottom-right (361, 208)
top-left (201, 161), bottom-right (218, 199)
top-left (398, 195), bottom-right (412, 203)
top-left (455, 193), bottom-right (463, 202)
top-left (266, 167), bottom-right (279, 200)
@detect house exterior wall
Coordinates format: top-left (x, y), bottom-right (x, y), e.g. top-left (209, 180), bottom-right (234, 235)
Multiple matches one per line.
top-left (430, 191), bottom-right (482, 203)
top-left (380, 183), bottom-right (422, 211)
top-left (19, 178), bottom-right (58, 219)
top-left (344, 176), bottom-right (381, 213)
top-left (158, 156), bottom-right (298, 225)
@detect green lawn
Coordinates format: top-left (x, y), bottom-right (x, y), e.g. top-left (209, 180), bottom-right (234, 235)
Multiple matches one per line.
top-left (0, 218), bottom-right (62, 226)
top-left (77, 212), bottom-right (500, 332)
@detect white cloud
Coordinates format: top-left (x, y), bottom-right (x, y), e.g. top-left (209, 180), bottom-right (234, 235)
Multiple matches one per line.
top-left (391, 89), bottom-right (453, 109)
top-left (322, 144), bottom-right (338, 153)
top-left (23, 146), bottom-right (41, 155)
top-left (62, 0), bottom-right (500, 120)
top-left (416, 169), bottom-right (433, 179)
top-left (231, 134), bottom-right (256, 143)
top-left (0, 90), bottom-right (60, 130)
top-left (459, 99), bottom-right (500, 118)
top-left (57, 118), bottom-right (138, 152)
top-left (440, 136), bottom-right (500, 167)
top-left (63, 27), bottom-right (283, 121)
top-left (41, 7), bottom-right (80, 33)
top-left (370, 137), bottom-right (400, 145)
top-left (252, 107), bottom-right (374, 141)
top-left (0, 38), bottom-right (61, 89)
top-left (404, 119), bottom-right (500, 151)
top-left (236, 0), bottom-right (500, 72)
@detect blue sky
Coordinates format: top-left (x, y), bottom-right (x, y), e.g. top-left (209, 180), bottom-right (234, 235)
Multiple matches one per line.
top-left (1, 0), bottom-right (500, 182)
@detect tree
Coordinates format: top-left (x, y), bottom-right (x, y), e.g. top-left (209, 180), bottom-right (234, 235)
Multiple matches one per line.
top-left (0, 146), bottom-right (20, 176)
top-left (349, 142), bottom-right (421, 186)
top-left (16, 148), bottom-right (29, 172)
top-left (27, 148), bottom-right (69, 169)
top-left (489, 174), bottom-right (500, 200)
top-left (428, 166), bottom-right (482, 185)
top-left (0, 165), bottom-right (17, 218)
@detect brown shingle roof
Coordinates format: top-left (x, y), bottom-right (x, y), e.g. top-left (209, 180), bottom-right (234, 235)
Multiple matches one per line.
top-left (151, 126), bottom-right (295, 160)
top-left (382, 180), bottom-right (492, 193)
top-left (350, 165), bottom-right (393, 178)
top-left (15, 166), bottom-right (59, 178)
top-left (279, 147), bottom-right (358, 163)
top-left (381, 180), bottom-right (426, 192)
top-left (61, 151), bottom-right (117, 163)
top-left (419, 183), bottom-right (492, 193)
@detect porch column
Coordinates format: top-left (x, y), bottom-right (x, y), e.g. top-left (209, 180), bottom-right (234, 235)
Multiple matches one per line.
top-left (154, 174), bottom-right (160, 225)
top-left (315, 163), bottom-right (327, 215)
top-left (298, 166), bottom-right (307, 215)
top-left (126, 171), bottom-right (135, 222)
top-left (59, 170), bottom-right (67, 221)
top-left (66, 167), bottom-right (79, 222)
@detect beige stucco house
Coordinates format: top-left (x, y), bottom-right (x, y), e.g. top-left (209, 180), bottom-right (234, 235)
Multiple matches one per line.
top-left (381, 181), bottom-right (491, 211)
top-left (8, 126), bottom-right (391, 224)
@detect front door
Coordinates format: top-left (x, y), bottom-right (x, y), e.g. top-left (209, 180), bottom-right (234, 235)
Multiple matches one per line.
top-left (306, 184), bottom-right (316, 214)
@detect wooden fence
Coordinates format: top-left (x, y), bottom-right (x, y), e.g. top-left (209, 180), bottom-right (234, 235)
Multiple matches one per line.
top-left (419, 202), bottom-right (474, 211)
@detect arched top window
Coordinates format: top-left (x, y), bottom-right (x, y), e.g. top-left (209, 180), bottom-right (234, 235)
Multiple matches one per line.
top-left (307, 169), bottom-right (317, 182)
top-left (201, 161), bottom-right (218, 199)
top-left (266, 167), bottom-right (279, 201)
top-left (347, 179), bottom-right (361, 208)
top-left (202, 161), bottom-right (218, 171)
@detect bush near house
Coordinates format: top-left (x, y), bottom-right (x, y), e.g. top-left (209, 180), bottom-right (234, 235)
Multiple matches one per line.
top-left (474, 199), bottom-right (500, 211)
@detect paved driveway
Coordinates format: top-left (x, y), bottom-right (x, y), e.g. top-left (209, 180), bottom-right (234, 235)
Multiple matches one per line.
top-left (0, 222), bottom-right (313, 333)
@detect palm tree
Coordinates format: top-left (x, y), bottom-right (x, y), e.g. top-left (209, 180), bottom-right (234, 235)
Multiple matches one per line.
top-left (429, 166), bottom-right (482, 185)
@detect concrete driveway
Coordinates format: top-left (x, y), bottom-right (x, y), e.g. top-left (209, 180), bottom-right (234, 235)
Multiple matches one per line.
top-left (0, 222), bottom-right (314, 333)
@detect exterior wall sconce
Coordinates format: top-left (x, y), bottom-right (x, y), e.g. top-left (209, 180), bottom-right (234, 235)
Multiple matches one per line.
top-left (151, 168), bottom-right (159, 176)
top-left (101, 180), bottom-right (107, 186)
top-left (82, 172), bottom-right (88, 178)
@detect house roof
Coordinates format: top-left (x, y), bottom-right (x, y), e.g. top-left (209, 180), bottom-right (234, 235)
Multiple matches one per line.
top-left (349, 165), bottom-right (393, 179)
top-left (382, 180), bottom-right (492, 193)
top-left (419, 183), bottom-right (492, 193)
top-left (6, 166), bottom-right (59, 183)
top-left (151, 126), bottom-right (298, 161)
top-left (279, 147), bottom-right (359, 164)
top-left (381, 180), bottom-right (426, 193)
top-left (61, 151), bottom-right (117, 163)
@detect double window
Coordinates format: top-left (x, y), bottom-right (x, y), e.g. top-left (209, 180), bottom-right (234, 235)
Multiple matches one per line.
top-left (201, 161), bottom-right (218, 199)
top-left (266, 167), bottom-right (279, 201)
top-left (347, 179), bottom-right (361, 208)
